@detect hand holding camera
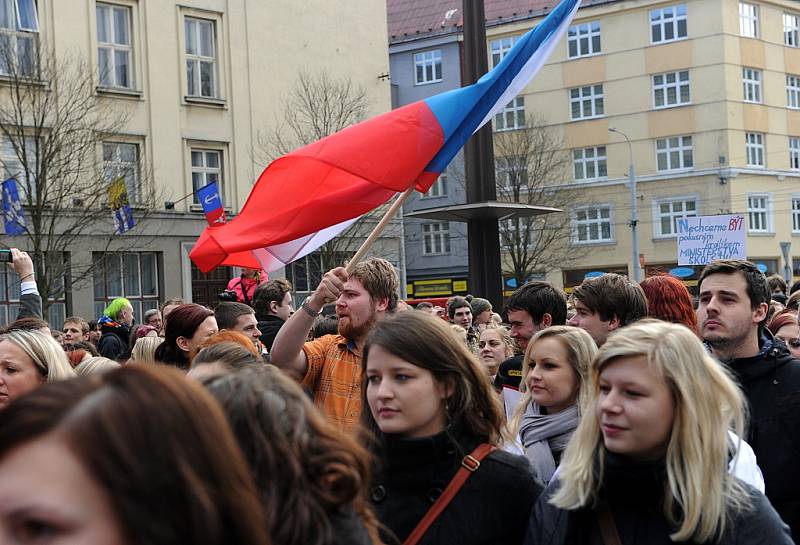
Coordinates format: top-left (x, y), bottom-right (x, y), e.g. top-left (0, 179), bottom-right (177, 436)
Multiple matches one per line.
top-left (2, 248), bottom-right (35, 282)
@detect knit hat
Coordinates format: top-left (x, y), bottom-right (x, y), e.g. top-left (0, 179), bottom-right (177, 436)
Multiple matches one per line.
top-left (470, 297), bottom-right (492, 317)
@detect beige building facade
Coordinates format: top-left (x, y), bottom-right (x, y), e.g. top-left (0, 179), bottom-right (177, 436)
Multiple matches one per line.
top-left (0, 0), bottom-right (392, 325)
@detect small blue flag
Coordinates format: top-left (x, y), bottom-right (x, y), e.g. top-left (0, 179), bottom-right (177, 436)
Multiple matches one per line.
top-left (2, 178), bottom-right (27, 235)
top-left (196, 181), bottom-right (226, 225)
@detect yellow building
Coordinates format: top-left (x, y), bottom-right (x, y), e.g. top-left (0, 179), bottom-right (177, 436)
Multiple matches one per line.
top-left (0, 0), bottom-right (391, 325)
top-left (487, 0), bottom-right (800, 290)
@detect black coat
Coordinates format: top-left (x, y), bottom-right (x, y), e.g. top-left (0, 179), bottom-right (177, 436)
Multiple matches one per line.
top-left (370, 429), bottom-right (542, 545)
top-left (256, 313), bottom-right (285, 352)
top-left (97, 322), bottom-right (130, 361)
top-left (524, 452), bottom-right (793, 545)
top-left (720, 336), bottom-right (800, 542)
top-left (494, 354), bottom-right (524, 391)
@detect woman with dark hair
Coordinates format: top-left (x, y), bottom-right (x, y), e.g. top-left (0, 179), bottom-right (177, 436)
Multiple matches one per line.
top-left (362, 311), bottom-right (541, 545)
top-left (0, 365), bottom-right (269, 545)
top-left (639, 274), bottom-right (698, 334)
top-left (205, 365), bottom-right (381, 545)
top-left (768, 310), bottom-right (800, 359)
top-left (153, 303), bottom-right (218, 369)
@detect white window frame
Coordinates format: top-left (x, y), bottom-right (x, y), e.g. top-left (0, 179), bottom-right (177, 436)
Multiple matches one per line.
top-left (102, 141), bottom-right (140, 204)
top-left (652, 196), bottom-right (698, 238)
top-left (792, 196), bottom-right (800, 233)
top-left (0, 134), bottom-right (37, 200)
top-left (791, 137), bottom-right (800, 170)
top-left (494, 96), bottom-right (525, 132)
top-left (570, 84), bottom-right (604, 120)
top-left (652, 70), bottom-right (690, 109)
top-left (495, 155), bottom-right (528, 191)
top-left (96, 3), bottom-right (133, 89)
top-left (190, 148), bottom-right (222, 205)
top-left (785, 13), bottom-right (800, 47)
top-left (650, 4), bottom-right (687, 44)
top-left (184, 16), bottom-right (218, 99)
top-left (421, 172), bottom-right (447, 199)
top-left (742, 68), bottom-right (762, 103)
top-left (747, 193), bottom-right (772, 233)
top-left (421, 222), bottom-right (450, 255)
top-left (573, 205), bottom-right (614, 244)
top-left (413, 49), bottom-right (442, 85)
top-left (567, 21), bottom-right (601, 58)
top-left (490, 36), bottom-right (519, 68)
top-left (0, 0), bottom-right (39, 77)
top-left (655, 135), bottom-right (693, 171)
top-left (739, 2), bottom-right (759, 38)
top-left (746, 132), bottom-right (765, 167)
top-left (788, 75), bottom-right (800, 109)
top-left (572, 146), bottom-right (607, 181)
top-left (93, 251), bottom-right (160, 324)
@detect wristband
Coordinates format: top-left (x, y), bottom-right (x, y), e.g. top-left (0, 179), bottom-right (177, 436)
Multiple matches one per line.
top-left (301, 297), bottom-right (322, 318)
top-left (20, 273), bottom-right (34, 282)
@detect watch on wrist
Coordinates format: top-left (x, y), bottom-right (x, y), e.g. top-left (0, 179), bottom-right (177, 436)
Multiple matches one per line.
top-left (301, 297), bottom-right (322, 318)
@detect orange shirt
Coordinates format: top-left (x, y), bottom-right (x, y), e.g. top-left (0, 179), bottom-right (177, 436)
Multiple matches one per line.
top-left (301, 334), bottom-right (362, 433)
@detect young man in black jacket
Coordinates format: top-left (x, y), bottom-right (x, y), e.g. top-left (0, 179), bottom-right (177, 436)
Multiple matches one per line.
top-left (252, 279), bottom-right (294, 352)
top-left (698, 259), bottom-right (800, 541)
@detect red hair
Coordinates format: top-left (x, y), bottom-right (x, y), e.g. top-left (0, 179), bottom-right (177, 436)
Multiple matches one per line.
top-left (768, 309), bottom-right (799, 336)
top-left (640, 274), bottom-right (698, 335)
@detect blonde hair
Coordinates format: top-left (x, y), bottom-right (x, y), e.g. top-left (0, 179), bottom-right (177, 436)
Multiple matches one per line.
top-left (509, 326), bottom-right (596, 435)
top-left (479, 324), bottom-right (516, 357)
top-left (131, 336), bottom-right (164, 365)
top-left (75, 356), bottom-right (120, 376)
top-left (0, 330), bottom-right (75, 382)
top-left (551, 320), bottom-right (750, 542)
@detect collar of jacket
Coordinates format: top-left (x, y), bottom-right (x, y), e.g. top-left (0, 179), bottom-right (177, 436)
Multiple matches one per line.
top-left (709, 333), bottom-right (789, 383)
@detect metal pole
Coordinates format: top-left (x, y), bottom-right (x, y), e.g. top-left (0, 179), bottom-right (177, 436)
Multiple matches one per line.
top-left (609, 128), bottom-right (642, 282)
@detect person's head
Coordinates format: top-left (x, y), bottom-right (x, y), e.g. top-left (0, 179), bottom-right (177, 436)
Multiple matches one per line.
top-left (0, 365), bottom-right (269, 545)
top-left (51, 330), bottom-right (64, 345)
top-left (768, 310), bottom-right (800, 359)
top-left (470, 297), bottom-right (493, 329)
top-left (639, 274), bottom-right (698, 334)
top-left (7, 316), bottom-right (50, 335)
top-left (187, 341), bottom-right (262, 382)
top-left (214, 302), bottom-right (261, 347)
top-left (205, 366), bottom-right (381, 545)
top-left (161, 297), bottom-right (185, 320)
top-left (478, 325), bottom-right (515, 376)
top-left (253, 279), bottom-right (294, 321)
top-left (74, 356), bottom-right (120, 377)
top-left (552, 320), bottom-right (749, 543)
top-left (791, 279), bottom-right (800, 295)
top-left (447, 296), bottom-right (473, 330)
top-left (143, 308), bottom-right (163, 331)
top-left (568, 273), bottom-right (648, 346)
top-left (337, 258), bottom-right (399, 341)
top-left (767, 274), bottom-right (787, 296)
top-left (87, 320), bottom-right (102, 344)
top-left (0, 330), bottom-right (76, 409)
top-left (503, 281), bottom-right (567, 352)
top-left (104, 297), bottom-right (134, 326)
top-left (697, 259), bottom-right (769, 359)
top-left (415, 302), bottom-right (433, 311)
top-left (787, 290), bottom-right (800, 312)
top-left (130, 335), bottom-right (164, 365)
top-left (153, 304), bottom-right (217, 369)
top-left (62, 316), bottom-right (90, 346)
top-left (312, 315), bottom-right (339, 338)
top-left (362, 312), bottom-right (505, 444)
top-left (66, 340), bottom-right (99, 358)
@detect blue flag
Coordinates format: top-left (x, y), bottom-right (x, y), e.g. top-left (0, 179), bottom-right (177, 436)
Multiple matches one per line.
top-left (196, 181), bottom-right (226, 225)
top-left (108, 178), bottom-right (136, 234)
top-left (2, 178), bottom-right (27, 235)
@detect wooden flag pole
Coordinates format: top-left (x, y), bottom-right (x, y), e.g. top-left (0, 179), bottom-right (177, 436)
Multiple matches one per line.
top-left (346, 187), bottom-right (415, 274)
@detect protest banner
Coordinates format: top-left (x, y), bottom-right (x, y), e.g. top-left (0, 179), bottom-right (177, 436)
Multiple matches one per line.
top-left (676, 214), bottom-right (746, 266)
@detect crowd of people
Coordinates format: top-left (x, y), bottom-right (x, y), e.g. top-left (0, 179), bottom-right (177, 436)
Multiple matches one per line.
top-left (0, 246), bottom-right (798, 544)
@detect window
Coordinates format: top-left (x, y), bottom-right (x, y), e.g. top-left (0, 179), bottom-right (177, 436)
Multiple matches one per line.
top-left (745, 132), bottom-right (765, 167)
top-left (793, 197), bottom-right (800, 232)
top-left (0, 135), bottom-right (37, 199)
top-left (653, 70), bottom-right (690, 108)
top-left (574, 206), bottom-right (613, 243)
top-left (422, 222), bottom-right (450, 255)
top-left (190, 149), bottom-right (222, 205)
top-left (656, 135), bottom-right (693, 171)
top-left (96, 3), bottom-right (132, 89)
top-left (747, 194), bottom-right (771, 232)
top-left (0, 255), bottom-right (66, 328)
top-left (788, 75), bottom-right (800, 108)
top-left (185, 17), bottom-right (217, 98)
top-left (739, 2), bottom-right (759, 38)
top-left (93, 252), bottom-right (160, 322)
top-left (0, 0), bottom-right (39, 77)
top-left (568, 21), bottom-right (601, 58)
top-left (786, 13), bottom-right (800, 46)
top-left (495, 155), bottom-right (528, 190)
top-left (490, 36), bottom-right (518, 67)
top-left (422, 172), bottom-right (447, 198)
top-left (654, 197), bottom-right (697, 237)
top-left (650, 4), bottom-right (687, 43)
top-left (792, 137), bottom-right (800, 170)
top-left (102, 142), bottom-right (140, 204)
top-left (414, 49), bottom-right (442, 85)
top-left (742, 68), bottom-right (761, 103)
top-left (573, 146), bottom-right (607, 181)
top-left (570, 84), bottom-right (604, 120)
top-left (494, 96), bottom-right (525, 131)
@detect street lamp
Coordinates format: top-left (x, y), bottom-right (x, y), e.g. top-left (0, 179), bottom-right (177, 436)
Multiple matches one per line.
top-left (609, 127), bottom-right (642, 282)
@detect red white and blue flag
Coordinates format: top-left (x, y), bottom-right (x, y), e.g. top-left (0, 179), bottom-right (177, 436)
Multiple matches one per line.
top-left (190, 0), bottom-right (581, 273)
top-left (196, 181), bottom-right (227, 226)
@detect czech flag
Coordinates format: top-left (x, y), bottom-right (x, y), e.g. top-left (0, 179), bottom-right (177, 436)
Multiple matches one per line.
top-left (190, 0), bottom-right (581, 273)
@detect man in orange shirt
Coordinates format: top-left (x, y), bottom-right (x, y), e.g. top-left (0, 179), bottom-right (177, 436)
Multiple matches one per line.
top-left (270, 258), bottom-right (399, 433)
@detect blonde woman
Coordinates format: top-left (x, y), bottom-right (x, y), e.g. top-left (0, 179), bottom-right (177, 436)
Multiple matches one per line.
top-left (525, 320), bottom-right (791, 545)
top-left (478, 325), bottom-right (515, 378)
top-left (75, 356), bottom-right (121, 376)
top-left (129, 335), bottom-right (164, 365)
top-left (509, 326), bottom-right (596, 485)
top-left (0, 329), bottom-right (76, 409)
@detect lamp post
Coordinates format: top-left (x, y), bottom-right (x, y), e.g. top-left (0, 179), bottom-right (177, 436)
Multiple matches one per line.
top-left (609, 127), bottom-right (642, 282)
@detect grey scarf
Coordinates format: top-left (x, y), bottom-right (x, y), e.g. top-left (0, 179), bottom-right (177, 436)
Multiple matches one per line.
top-left (519, 401), bottom-right (579, 484)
